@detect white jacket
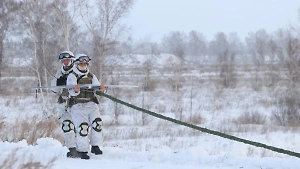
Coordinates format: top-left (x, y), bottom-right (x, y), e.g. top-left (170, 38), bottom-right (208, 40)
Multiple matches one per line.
top-left (67, 67), bottom-right (100, 97)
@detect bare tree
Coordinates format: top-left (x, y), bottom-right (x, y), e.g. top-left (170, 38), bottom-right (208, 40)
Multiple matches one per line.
top-left (115, 36), bottom-right (134, 54)
top-left (113, 38), bottom-right (160, 56)
top-left (291, 8), bottom-right (300, 38)
top-left (275, 29), bottom-right (300, 88)
top-left (161, 31), bottom-right (187, 61)
top-left (188, 76), bottom-right (198, 123)
top-left (131, 38), bottom-right (161, 55)
top-left (247, 29), bottom-right (269, 65)
top-left (161, 31), bottom-right (187, 116)
top-left (149, 42), bottom-right (160, 55)
top-left (246, 29), bottom-right (269, 89)
top-left (52, 0), bottom-right (82, 51)
top-left (142, 60), bottom-right (154, 91)
top-left (80, 0), bottom-right (135, 80)
top-left (20, 0), bottom-right (63, 116)
top-left (0, 0), bottom-right (20, 93)
top-left (266, 35), bottom-right (280, 86)
top-left (187, 30), bottom-right (207, 63)
top-left (209, 32), bottom-right (238, 88)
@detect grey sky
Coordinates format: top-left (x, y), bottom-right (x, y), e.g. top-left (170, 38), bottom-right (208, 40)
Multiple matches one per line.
top-left (125, 0), bottom-right (300, 42)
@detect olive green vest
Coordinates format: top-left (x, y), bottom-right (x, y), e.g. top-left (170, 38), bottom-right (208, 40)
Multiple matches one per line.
top-left (68, 72), bottom-right (99, 107)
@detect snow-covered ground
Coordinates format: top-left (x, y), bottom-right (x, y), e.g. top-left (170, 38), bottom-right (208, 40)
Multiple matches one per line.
top-left (1, 92), bottom-right (300, 169)
top-left (1, 135), bottom-right (300, 169)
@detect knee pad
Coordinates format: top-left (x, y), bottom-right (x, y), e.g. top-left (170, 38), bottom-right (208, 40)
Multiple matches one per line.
top-left (92, 118), bottom-right (102, 132)
top-left (79, 122), bottom-right (89, 137)
top-left (62, 120), bottom-right (74, 133)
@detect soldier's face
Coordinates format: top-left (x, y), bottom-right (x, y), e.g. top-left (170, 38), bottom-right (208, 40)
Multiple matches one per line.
top-left (62, 58), bottom-right (72, 66)
top-left (77, 62), bottom-right (88, 71)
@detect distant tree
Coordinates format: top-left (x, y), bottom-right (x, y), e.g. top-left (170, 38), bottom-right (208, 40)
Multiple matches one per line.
top-left (142, 60), bottom-right (154, 91)
top-left (188, 76), bottom-right (198, 123)
top-left (266, 35), bottom-right (280, 86)
top-left (246, 29), bottom-right (269, 64)
top-left (187, 30), bottom-right (207, 62)
top-left (161, 31), bottom-right (187, 61)
top-left (291, 8), bottom-right (300, 39)
top-left (80, 0), bottom-right (135, 81)
top-left (0, 0), bottom-right (20, 93)
top-left (161, 31), bottom-right (187, 116)
top-left (246, 29), bottom-right (270, 89)
top-left (270, 18), bottom-right (300, 126)
top-left (209, 32), bottom-right (238, 88)
top-left (275, 28), bottom-right (300, 88)
top-left (149, 42), bottom-right (160, 55)
top-left (116, 36), bottom-right (134, 54)
top-left (132, 38), bottom-right (160, 55)
top-left (282, 9), bottom-right (300, 87)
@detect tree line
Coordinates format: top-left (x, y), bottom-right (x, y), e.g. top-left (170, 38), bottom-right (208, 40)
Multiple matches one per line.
top-left (1, 0), bottom-right (300, 92)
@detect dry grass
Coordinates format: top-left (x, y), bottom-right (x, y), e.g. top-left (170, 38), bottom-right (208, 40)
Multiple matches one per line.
top-left (0, 148), bottom-right (57, 169)
top-left (233, 111), bottom-right (266, 125)
top-left (186, 113), bottom-right (205, 124)
top-left (0, 116), bottom-right (63, 145)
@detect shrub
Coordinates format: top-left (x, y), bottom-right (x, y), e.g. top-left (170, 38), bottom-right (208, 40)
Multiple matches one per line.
top-left (234, 111), bottom-right (266, 125)
top-left (272, 91), bottom-right (300, 127)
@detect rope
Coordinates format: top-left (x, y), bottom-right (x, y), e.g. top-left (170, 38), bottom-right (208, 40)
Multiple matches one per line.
top-left (96, 91), bottom-right (300, 158)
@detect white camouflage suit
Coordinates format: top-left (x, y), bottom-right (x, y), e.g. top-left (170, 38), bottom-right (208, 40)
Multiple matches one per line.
top-left (51, 66), bottom-right (76, 149)
top-left (67, 66), bottom-right (103, 153)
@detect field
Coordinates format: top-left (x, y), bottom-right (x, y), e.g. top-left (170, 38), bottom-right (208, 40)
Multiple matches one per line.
top-left (1, 54), bottom-right (300, 168)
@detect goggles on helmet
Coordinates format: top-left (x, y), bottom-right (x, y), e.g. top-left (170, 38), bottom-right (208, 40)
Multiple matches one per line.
top-left (76, 55), bottom-right (91, 63)
top-left (59, 53), bottom-right (74, 60)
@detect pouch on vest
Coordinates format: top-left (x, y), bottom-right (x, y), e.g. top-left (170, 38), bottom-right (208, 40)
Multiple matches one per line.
top-left (68, 96), bottom-right (99, 107)
top-left (58, 95), bottom-right (65, 103)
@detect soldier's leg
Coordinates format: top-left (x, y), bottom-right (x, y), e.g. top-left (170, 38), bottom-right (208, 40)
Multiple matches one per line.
top-left (60, 107), bottom-right (78, 158)
top-left (70, 104), bottom-right (90, 159)
top-left (88, 102), bottom-right (103, 155)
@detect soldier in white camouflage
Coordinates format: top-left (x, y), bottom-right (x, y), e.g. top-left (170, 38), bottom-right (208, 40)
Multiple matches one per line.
top-left (51, 51), bottom-right (79, 158)
top-left (67, 53), bottom-right (107, 160)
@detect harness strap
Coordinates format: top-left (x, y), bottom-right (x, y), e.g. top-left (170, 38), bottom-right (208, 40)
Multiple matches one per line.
top-left (68, 71), bottom-right (98, 107)
top-left (68, 96), bottom-right (99, 107)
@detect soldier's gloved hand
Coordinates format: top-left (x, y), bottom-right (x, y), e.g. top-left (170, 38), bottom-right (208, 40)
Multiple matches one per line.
top-left (74, 84), bottom-right (80, 93)
top-left (100, 84), bottom-right (107, 92)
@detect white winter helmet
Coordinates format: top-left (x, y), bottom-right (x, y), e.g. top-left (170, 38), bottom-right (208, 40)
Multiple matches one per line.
top-left (59, 51), bottom-right (75, 67)
top-left (75, 54), bottom-right (91, 63)
top-left (75, 54), bottom-right (91, 71)
top-left (59, 51), bottom-right (75, 60)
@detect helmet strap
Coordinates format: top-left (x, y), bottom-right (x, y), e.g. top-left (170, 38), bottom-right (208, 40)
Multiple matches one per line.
top-left (78, 68), bottom-right (88, 73)
top-left (63, 63), bottom-right (73, 71)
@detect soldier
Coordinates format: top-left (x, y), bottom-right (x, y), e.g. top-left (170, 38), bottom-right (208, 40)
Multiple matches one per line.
top-left (51, 51), bottom-right (79, 158)
top-left (67, 53), bottom-right (106, 160)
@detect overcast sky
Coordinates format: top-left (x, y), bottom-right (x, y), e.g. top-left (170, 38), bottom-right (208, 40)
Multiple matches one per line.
top-left (125, 0), bottom-right (300, 42)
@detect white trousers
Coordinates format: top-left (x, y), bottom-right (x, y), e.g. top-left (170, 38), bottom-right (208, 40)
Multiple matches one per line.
top-left (58, 104), bottom-right (76, 149)
top-left (70, 102), bottom-right (103, 152)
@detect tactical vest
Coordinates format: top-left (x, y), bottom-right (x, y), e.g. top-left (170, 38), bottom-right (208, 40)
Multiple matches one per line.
top-left (68, 71), bottom-right (99, 107)
top-left (57, 70), bottom-right (72, 103)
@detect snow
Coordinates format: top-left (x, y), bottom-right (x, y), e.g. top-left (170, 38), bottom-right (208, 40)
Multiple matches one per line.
top-left (1, 54), bottom-right (300, 169)
top-left (0, 136), bottom-right (300, 169)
